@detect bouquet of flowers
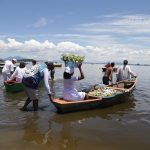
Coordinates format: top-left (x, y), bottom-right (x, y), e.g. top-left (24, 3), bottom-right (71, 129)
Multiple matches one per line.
top-left (61, 53), bottom-right (85, 67)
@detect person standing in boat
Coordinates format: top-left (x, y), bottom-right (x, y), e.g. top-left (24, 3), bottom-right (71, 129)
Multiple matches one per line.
top-left (2, 58), bottom-right (17, 82)
top-left (63, 63), bottom-right (86, 101)
top-left (20, 61), bottom-right (53, 111)
top-left (116, 60), bottom-right (136, 82)
top-left (8, 61), bottom-right (27, 83)
top-left (102, 62), bottom-right (115, 85)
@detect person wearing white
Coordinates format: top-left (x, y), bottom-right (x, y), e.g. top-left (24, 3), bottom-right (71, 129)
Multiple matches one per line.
top-left (2, 58), bottom-right (17, 81)
top-left (31, 59), bottom-right (38, 72)
top-left (9, 62), bottom-right (27, 83)
top-left (20, 62), bottom-right (53, 111)
top-left (63, 64), bottom-right (86, 101)
top-left (116, 60), bottom-right (136, 81)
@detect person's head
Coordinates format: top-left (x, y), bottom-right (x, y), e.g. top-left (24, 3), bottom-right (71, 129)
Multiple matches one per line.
top-left (19, 61), bottom-right (26, 68)
top-left (32, 59), bottom-right (36, 65)
top-left (46, 61), bottom-right (54, 70)
top-left (123, 60), bottom-right (128, 65)
top-left (63, 66), bottom-right (74, 79)
top-left (12, 58), bottom-right (17, 64)
top-left (111, 62), bottom-right (115, 67)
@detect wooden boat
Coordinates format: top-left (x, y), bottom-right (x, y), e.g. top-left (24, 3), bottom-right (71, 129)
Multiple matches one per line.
top-left (52, 78), bottom-right (137, 113)
top-left (102, 67), bottom-right (117, 72)
top-left (54, 63), bottom-right (62, 67)
top-left (4, 81), bottom-right (24, 93)
top-left (4, 79), bottom-right (44, 93)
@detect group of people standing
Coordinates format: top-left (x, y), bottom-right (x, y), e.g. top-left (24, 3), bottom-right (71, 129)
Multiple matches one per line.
top-left (102, 60), bottom-right (136, 85)
top-left (2, 59), bottom-right (55, 111)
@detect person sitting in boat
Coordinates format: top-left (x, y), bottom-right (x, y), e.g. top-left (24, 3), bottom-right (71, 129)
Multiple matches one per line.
top-left (63, 63), bottom-right (86, 101)
top-left (2, 58), bottom-right (17, 81)
top-left (102, 62), bottom-right (115, 85)
top-left (8, 61), bottom-right (27, 83)
top-left (116, 60), bottom-right (136, 82)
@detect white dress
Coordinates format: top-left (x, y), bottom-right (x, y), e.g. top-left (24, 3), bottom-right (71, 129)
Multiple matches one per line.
top-left (63, 76), bottom-right (85, 101)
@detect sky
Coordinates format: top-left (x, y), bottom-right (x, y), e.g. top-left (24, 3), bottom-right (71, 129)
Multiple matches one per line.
top-left (0, 0), bottom-right (150, 64)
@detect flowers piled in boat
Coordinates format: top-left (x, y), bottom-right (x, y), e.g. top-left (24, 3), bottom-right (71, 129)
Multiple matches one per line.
top-left (88, 90), bottom-right (103, 97)
top-left (61, 53), bottom-right (85, 64)
top-left (102, 88), bottom-right (117, 97)
top-left (88, 87), bottom-right (118, 98)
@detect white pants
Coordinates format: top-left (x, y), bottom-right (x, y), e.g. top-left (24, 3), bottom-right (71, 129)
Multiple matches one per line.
top-left (24, 86), bottom-right (38, 101)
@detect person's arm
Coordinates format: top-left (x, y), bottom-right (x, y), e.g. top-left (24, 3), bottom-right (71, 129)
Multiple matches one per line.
top-left (9, 68), bottom-right (18, 81)
top-left (128, 66), bottom-right (136, 77)
top-left (43, 69), bottom-right (53, 102)
top-left (10, 63), bottom-right (15, 74)
top-left (109, 68), bottom-right (113, 82)
top-left (77, 63), bottom-right (84, 80)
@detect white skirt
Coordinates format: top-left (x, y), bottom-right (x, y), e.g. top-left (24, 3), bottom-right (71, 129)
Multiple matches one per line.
top-left (63, 90), bottom-right (85, 101)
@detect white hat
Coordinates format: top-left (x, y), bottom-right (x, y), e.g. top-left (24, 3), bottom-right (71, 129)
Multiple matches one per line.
top-left (12, 58), bottom-right (17, 62)
top-left (65, 66), bottom-right (74, 74)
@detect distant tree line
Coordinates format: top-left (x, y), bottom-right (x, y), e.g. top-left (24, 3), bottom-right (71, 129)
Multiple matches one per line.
top-left (18, 59), bottom-right (34, 62)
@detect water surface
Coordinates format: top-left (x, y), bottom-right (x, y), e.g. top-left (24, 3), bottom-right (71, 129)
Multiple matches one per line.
top-left (0, 64), bottom-right (150, 150)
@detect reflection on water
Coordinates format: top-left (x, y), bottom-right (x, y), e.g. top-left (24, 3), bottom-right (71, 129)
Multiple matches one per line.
top-left (0, 64), bottom-right (150, 150)
top-left (23, 114), bottom-right (52, 146)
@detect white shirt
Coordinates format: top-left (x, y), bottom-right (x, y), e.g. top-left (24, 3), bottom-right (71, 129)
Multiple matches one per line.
top-left (40, 68), bottom-right (51, 94)
top-left (9, 66), bottom-right (27, 83)
top-left (117, 65), bottom-right (135, 81)
top-left (2, 60), bottom-right (15, 74)
top-left (31, 64), bottom-right (38, 72)
top-left (63, 76), bottom-right (85, 101)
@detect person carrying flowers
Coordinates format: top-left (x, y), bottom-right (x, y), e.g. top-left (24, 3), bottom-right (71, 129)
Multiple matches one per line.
top-left (61, 53), bottom-right (87, 101)
top-left (63, 63), bottom-right (87, 101)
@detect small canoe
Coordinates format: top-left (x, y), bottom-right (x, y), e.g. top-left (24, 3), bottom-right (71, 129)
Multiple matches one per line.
top-left (52, 78), bottom-right (137, 113)
top-left (4, 81), bottom-right (24, 93)
top-left (54, 64), bottom-right (62, 67)
top-left (102, 67), bottom-right (117, 72)
top-left (4, 79), bottom-right (44, 93)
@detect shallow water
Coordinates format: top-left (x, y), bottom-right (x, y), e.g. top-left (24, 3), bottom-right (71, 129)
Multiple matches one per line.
top-left (0, 64), bottom-right (150, 150)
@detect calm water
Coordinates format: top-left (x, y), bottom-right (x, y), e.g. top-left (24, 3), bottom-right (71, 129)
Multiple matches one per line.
top-left (0, 64), bottom-right (150, 150)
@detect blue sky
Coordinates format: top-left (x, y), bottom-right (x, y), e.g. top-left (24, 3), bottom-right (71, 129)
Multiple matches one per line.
top-left (0, 0), bottom-right (150, 63)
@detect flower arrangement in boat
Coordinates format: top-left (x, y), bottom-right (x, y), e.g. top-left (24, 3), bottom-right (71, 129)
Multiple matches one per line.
top-left (61, 53), bottom-right (85, 67)
top-left (88, 87), bottom-right (120, 98)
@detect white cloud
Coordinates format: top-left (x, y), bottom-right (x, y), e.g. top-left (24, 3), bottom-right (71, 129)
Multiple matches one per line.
top-left (57, 41), bottom-right (85, 52)
top-left (0, 38), bottom-right (150, 64)
top-left (1, 14), bottom-right (150, 64)
top-left (74, 14), bottom-right (150, 35)
top-left (32, 17), bottom-right (48, 28)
